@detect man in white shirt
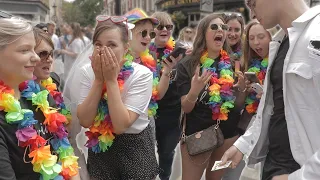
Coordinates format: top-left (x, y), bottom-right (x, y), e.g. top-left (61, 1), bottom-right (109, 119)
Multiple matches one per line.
top-left (221, 0), bottom-right (320, 180)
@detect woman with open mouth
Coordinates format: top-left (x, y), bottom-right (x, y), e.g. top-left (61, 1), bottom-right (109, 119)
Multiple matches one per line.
top-left (124, 9), bottom-right (180, 141)
top-left (238, 21), bottom-right (271, 132)
top-left (225, 13), bottom-right (245, 61)
top-left (149, 11), bottom-right (184, 180)
top-left (176, 14), bottom-right (246, 180)
top-left (0, 18), bottom-right (79, 180)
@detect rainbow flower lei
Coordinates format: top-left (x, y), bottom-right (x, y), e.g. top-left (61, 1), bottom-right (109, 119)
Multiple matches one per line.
top-left (232, 45), bottom-right (242, 60)
top-left (245, 58), bottom-right (268, 114)
top-left (201, 50), bottom-right (235, 120)
top-left (0, 80), bottom-right (79, 180)
top-left (139, 49), bottom-right (159, 117)
top-left (149, 36), bottom-right (175, 75)
top-left (41, 77), bottom-right (71, 124)
top-left (85, 55), bottom-right (134, 153)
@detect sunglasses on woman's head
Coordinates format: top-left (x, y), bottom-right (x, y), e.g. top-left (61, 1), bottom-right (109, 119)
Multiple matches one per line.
top-left (37, 50), bottom-right (53, 61)
top-left (140, 30), bottom-right (156, 39)
top-left (96, 15), bottom-right (127, 23)
top-left (96, 15), bottom-right (129, 37)
top-left (210, 24), bottom-right (229, 31)
top-left (156, 24), bottom-right (174, 31)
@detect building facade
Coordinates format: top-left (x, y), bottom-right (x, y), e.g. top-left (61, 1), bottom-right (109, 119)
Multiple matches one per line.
top-left (0, 0), bottom-right (50, 24)
top-left (155, 0), bottom-right (248, 27)
top-left (103, 0), bottom-right (157, 15)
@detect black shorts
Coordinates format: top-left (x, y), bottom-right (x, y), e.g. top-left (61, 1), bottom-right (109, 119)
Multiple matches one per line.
top-left (87, 125), bottom-right (160, 180)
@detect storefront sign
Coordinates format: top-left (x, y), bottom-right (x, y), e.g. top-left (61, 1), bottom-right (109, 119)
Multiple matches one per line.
top-left (160, 0), bottom-right (201, 9)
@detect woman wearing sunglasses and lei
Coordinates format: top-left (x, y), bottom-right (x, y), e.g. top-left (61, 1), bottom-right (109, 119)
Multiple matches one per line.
top-left (148, 11), bottom-right (184, 180)
top-left (124, 9), bottom-right (179, 140)
top-left (71, 15), bottom-right (159, 180)
top-left (176, 14), bottom-right (246, 180)
top-left (0, 18), bottom-right (79, 180)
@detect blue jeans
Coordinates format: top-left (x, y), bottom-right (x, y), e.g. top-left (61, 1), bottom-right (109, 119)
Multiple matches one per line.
top-left (155, 109), bottom-right (181, 180)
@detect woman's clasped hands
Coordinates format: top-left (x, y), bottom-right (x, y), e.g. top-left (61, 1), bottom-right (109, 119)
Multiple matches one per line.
top-left (91, 46), bottom-right (126, 83)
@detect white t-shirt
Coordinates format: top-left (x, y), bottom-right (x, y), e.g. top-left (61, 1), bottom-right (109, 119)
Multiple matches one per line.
top-left (83, 36), bottom-right (91, 47)
top-left (64, 38), bottom-right (85, 79)
top-left (78, 62), bottom-right (153, 134)
top-left (51, 34), bottom-right (60, 50)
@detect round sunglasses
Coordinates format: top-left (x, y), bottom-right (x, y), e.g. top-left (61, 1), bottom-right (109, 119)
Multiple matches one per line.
top-left (37, 50), bottom-right (53, 61)
top-left (210, 24), bottom-right (229, 31)
top-left (139, 30), bottom-right (156, 39)
top-left (156, 24), bottom-right (174, 31)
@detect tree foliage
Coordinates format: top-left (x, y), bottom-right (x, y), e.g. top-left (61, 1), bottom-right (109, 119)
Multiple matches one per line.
top-left (62, 0), bottom-right (103, 26)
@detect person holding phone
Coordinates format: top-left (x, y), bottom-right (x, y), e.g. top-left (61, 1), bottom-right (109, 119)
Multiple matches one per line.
top-left (237, 21), bottom-right (272, 133)
top-left (176, 13), bottom-right (246, 180)
top-left (149, 11), bottom-right (184, 180)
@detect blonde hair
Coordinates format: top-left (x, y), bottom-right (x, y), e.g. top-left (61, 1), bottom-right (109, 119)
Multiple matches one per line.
top-left (0, 18), bottom-right (33, 50)
top-left (151, 12), bottom-right (173, 26)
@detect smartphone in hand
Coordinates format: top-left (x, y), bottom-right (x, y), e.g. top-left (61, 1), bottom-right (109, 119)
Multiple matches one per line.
top-left (166, 47), bottom-right (187, 62)
top-left (244, 72), bottom-right (259, 83)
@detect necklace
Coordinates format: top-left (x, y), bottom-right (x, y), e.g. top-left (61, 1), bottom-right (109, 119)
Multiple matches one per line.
top-left (149, 37), bottom-right (175, 76)
top-left (85, 55), bottom-right (134, 153)
top-left (232, 44), bottom-right (242, 60)
top-left (245, 58), bottom-right (268, 114)
top-left (139, 49), bottom-right (159, 117)
top-left (0, 80), bottom-right (79, 179)
top-left (41, 77), bottom-right (71, 124)
top-left (200, 49), bottom-right (235, 120)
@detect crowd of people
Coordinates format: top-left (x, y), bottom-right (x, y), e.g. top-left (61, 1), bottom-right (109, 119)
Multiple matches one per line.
top-left (0, 0), bottom-right (319, 179)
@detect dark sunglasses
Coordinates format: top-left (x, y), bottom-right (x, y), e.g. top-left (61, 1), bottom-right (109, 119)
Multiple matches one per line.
top-left (37, 50), bottom-right (53, 61)
top-left (140, 30), bottom-right (156, 39)
top-left (156, 24), bottom-right (174, 31)
top-left (210, 24), bottom-right (229, 31)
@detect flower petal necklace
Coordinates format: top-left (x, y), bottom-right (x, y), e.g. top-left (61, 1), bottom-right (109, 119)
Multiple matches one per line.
top-left (85, 56), bottom-right (134, 153)
top-left (136, 49), bottom-right (160, 117)
top-left (200, 49), bottom-right (235, 120)
top-left (245, 58), bottom-right (268, 114)
top-left (0, 80), bottom-right (79, 180)
top-left (41, 77), bottom-right (71, 124)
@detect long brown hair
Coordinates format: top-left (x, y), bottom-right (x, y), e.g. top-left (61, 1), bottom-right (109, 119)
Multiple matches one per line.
top-left (69, 22), bottom-right (84, 45)
top-left (189, 14), bottom-right (231, 75)
top-left (225, 13), bottom-right (245, 52)
top-left (242, 21), bottom-right (271, 71)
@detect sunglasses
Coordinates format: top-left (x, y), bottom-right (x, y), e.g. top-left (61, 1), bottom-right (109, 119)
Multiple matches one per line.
top-left (140, 30), bottom-right (156, 39)
top-left (210, 24), bottom-right (229, 31)
top-left (37, 50), bottom-right (53, 61)
top-left (156, 24), bottom-right (174, 31)
top-left (96, 15), bottom-right (129, 38)
top-left (96, 15), bottom-right (127, 23)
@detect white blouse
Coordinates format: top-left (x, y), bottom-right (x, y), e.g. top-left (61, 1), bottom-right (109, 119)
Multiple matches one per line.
top-left (78, 62), bottom-right (153, 133)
